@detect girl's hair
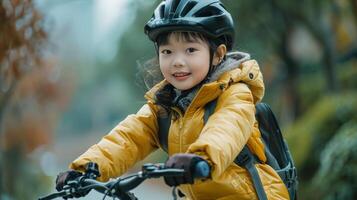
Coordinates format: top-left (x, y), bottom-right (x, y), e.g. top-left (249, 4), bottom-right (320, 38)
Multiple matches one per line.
top-left (136, 31), bottom-right (223, 91)
top-left (156, 31), bottom-right (213, 48)
top-left (136, 56), bottom-right (163, 91)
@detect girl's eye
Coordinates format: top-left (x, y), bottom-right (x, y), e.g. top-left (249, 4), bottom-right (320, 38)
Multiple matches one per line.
top-left (161, 49), bottom-right (172, 54)
top-left (187, 48), bottom-right (197, 53)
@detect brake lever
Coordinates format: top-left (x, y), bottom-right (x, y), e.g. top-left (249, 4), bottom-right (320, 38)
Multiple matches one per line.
top-left (64, 165), bottom-right (98, 190)
top-left (140, 163), bottom-right (185, 178)
top-left (60, 176), bottom-right (89, 199)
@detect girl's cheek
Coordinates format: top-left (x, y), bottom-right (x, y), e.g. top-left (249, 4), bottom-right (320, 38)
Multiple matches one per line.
top-left (159, 63), bottom-right (168, 75)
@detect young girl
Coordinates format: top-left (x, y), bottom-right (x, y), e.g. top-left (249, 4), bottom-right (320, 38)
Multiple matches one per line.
top-left (56, 0), bottom-right (290, 199)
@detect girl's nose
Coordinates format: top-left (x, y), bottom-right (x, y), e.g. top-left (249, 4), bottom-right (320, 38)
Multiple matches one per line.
top-left (172, 54), bottom-right (185, 68)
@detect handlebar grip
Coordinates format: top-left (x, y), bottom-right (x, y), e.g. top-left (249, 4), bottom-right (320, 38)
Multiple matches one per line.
top-left (193, 161), bottom-right (210, 178)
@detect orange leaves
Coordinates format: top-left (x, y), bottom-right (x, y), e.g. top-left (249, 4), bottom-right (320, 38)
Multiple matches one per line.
top-left (0, 0), bottom-right (47, 91)
top-left (0, 0), bottom-right (73, 153)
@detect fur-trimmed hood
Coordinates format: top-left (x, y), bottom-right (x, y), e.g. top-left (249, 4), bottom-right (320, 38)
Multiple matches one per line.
top-left (208, 51), bottom-right (251, 82)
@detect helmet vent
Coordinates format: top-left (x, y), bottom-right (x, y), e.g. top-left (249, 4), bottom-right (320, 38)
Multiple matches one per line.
top-left (159, 4), bottom-right (165, 18)
top-left (180, 1), bottom-right (198, 17)
top-left (171, 0), bottom-right (180, 14)
top-left (194, 5), bottom-right (223, 17)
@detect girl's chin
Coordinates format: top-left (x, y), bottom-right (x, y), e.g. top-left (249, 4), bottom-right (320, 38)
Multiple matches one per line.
top-left (172, 83), bottom-right (194, 91)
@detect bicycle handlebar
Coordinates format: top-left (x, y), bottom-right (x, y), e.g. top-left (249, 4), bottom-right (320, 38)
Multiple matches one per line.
top-left (38, 161), bottom-right (210, 200)
top-left (38, 191), bottom-right (68, 200)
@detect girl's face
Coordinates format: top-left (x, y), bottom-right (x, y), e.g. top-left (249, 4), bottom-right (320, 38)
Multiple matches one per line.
top-left (158, 33), bottom-right (210, 91)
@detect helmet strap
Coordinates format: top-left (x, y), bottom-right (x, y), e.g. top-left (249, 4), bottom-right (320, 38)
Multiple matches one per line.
top-left (154, 42), bottom-right (159, 55)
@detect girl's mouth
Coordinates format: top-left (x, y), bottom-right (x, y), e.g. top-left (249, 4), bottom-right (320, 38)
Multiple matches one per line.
top-left (172, 72), bottom-right (191, 80)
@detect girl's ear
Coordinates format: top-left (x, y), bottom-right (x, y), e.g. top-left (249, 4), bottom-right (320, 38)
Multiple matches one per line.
top-left (212, 44), bottom-right (227, 66)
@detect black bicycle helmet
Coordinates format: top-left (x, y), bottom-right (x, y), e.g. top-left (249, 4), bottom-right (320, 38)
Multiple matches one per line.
top-left (144, 0), bottom-right (235, 50)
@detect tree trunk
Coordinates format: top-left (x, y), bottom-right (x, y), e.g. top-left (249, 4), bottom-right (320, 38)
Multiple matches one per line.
top-left (321, 34), bottom-right (338, 92)
top-left (351, 0), bottom-right (357, 26)
top-left (267, 0), bottom-right (301, 119)
top-left (280, 27), bottom-right (301, 119)
top-left (0, 81), bottom-right (17, 132)
top-left (298, 12), bottom-right (339, 92)
top-left (0, 81), bottom-right (16, 197)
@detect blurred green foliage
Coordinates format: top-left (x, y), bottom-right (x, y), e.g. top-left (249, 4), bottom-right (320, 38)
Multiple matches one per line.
top-left (286, 91), bottom-right (357, 167)
top-left (310, 122), bottom-right (357, 199)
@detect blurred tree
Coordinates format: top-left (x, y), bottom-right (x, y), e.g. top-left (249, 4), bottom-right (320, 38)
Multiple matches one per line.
top-left (337, 0), bottom-right (357, 62)
top-left (115, 0), bottom-right (158, 95)
top-left (285, 88), bottom-right (357, 199)
top-left (223, 0), bottom-right (354, 119)
top-left (310, 122), bottom-right (357, 199)
top-left (0, 0), bottom-right (72, 198)
top-left (0, 0), bottom-right (47, 121)
top-left (351, 0), bottom-right (357, 24)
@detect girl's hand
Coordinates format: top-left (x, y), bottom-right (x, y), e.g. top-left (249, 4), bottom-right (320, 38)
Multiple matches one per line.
top-left (164, 153), bottom-right (208, 186)
top-left (55, 169), bottom-right (83, 191)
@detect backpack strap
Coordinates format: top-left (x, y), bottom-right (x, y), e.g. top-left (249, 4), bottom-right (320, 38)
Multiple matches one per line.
top-left (235, 147), bottom-right (268, 200)
top-left (205, 101), bottom-right (268, 200)
top-left (204, 100), bottom-right (218, 123)
top-left (158, 113), bottom-right (171, 152)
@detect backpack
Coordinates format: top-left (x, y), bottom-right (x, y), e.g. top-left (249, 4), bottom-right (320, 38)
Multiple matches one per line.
top-left (158, 100), bottom-right (298, 200)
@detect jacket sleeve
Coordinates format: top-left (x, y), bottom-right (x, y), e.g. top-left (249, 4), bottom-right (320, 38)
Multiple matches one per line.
top-left (69, 102), bottom-right (160, 181)
top-left (187, 83), bottom-right (256, 180)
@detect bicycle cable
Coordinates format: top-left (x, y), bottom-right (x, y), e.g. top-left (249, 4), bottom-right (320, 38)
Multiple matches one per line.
top-left (101, 173), bottom-right (138, 200)
top-left (102, 179), bottom-right (117, 200)
top-left (172, 186), bottom-right (178, 200)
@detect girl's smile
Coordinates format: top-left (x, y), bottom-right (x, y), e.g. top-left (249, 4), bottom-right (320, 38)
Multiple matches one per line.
top-left (172, 72), bottom-right (191, 80)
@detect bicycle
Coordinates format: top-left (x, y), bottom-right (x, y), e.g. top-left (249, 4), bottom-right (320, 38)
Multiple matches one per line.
top-left (38, 161), bottom-right (210, 200)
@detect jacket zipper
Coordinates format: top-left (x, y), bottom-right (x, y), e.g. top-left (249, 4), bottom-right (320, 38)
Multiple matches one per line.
top-left (172, 107), bottom-right (197, 200)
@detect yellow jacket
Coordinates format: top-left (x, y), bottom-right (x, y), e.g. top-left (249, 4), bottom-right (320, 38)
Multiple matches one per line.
top-left (70, 52), bottom-right (290, 200)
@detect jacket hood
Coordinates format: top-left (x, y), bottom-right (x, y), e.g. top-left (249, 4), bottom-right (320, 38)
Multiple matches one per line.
top-left (208, 51), bottom-right (251, 82)
top-left (145, 51), bottom-right (265, 111)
